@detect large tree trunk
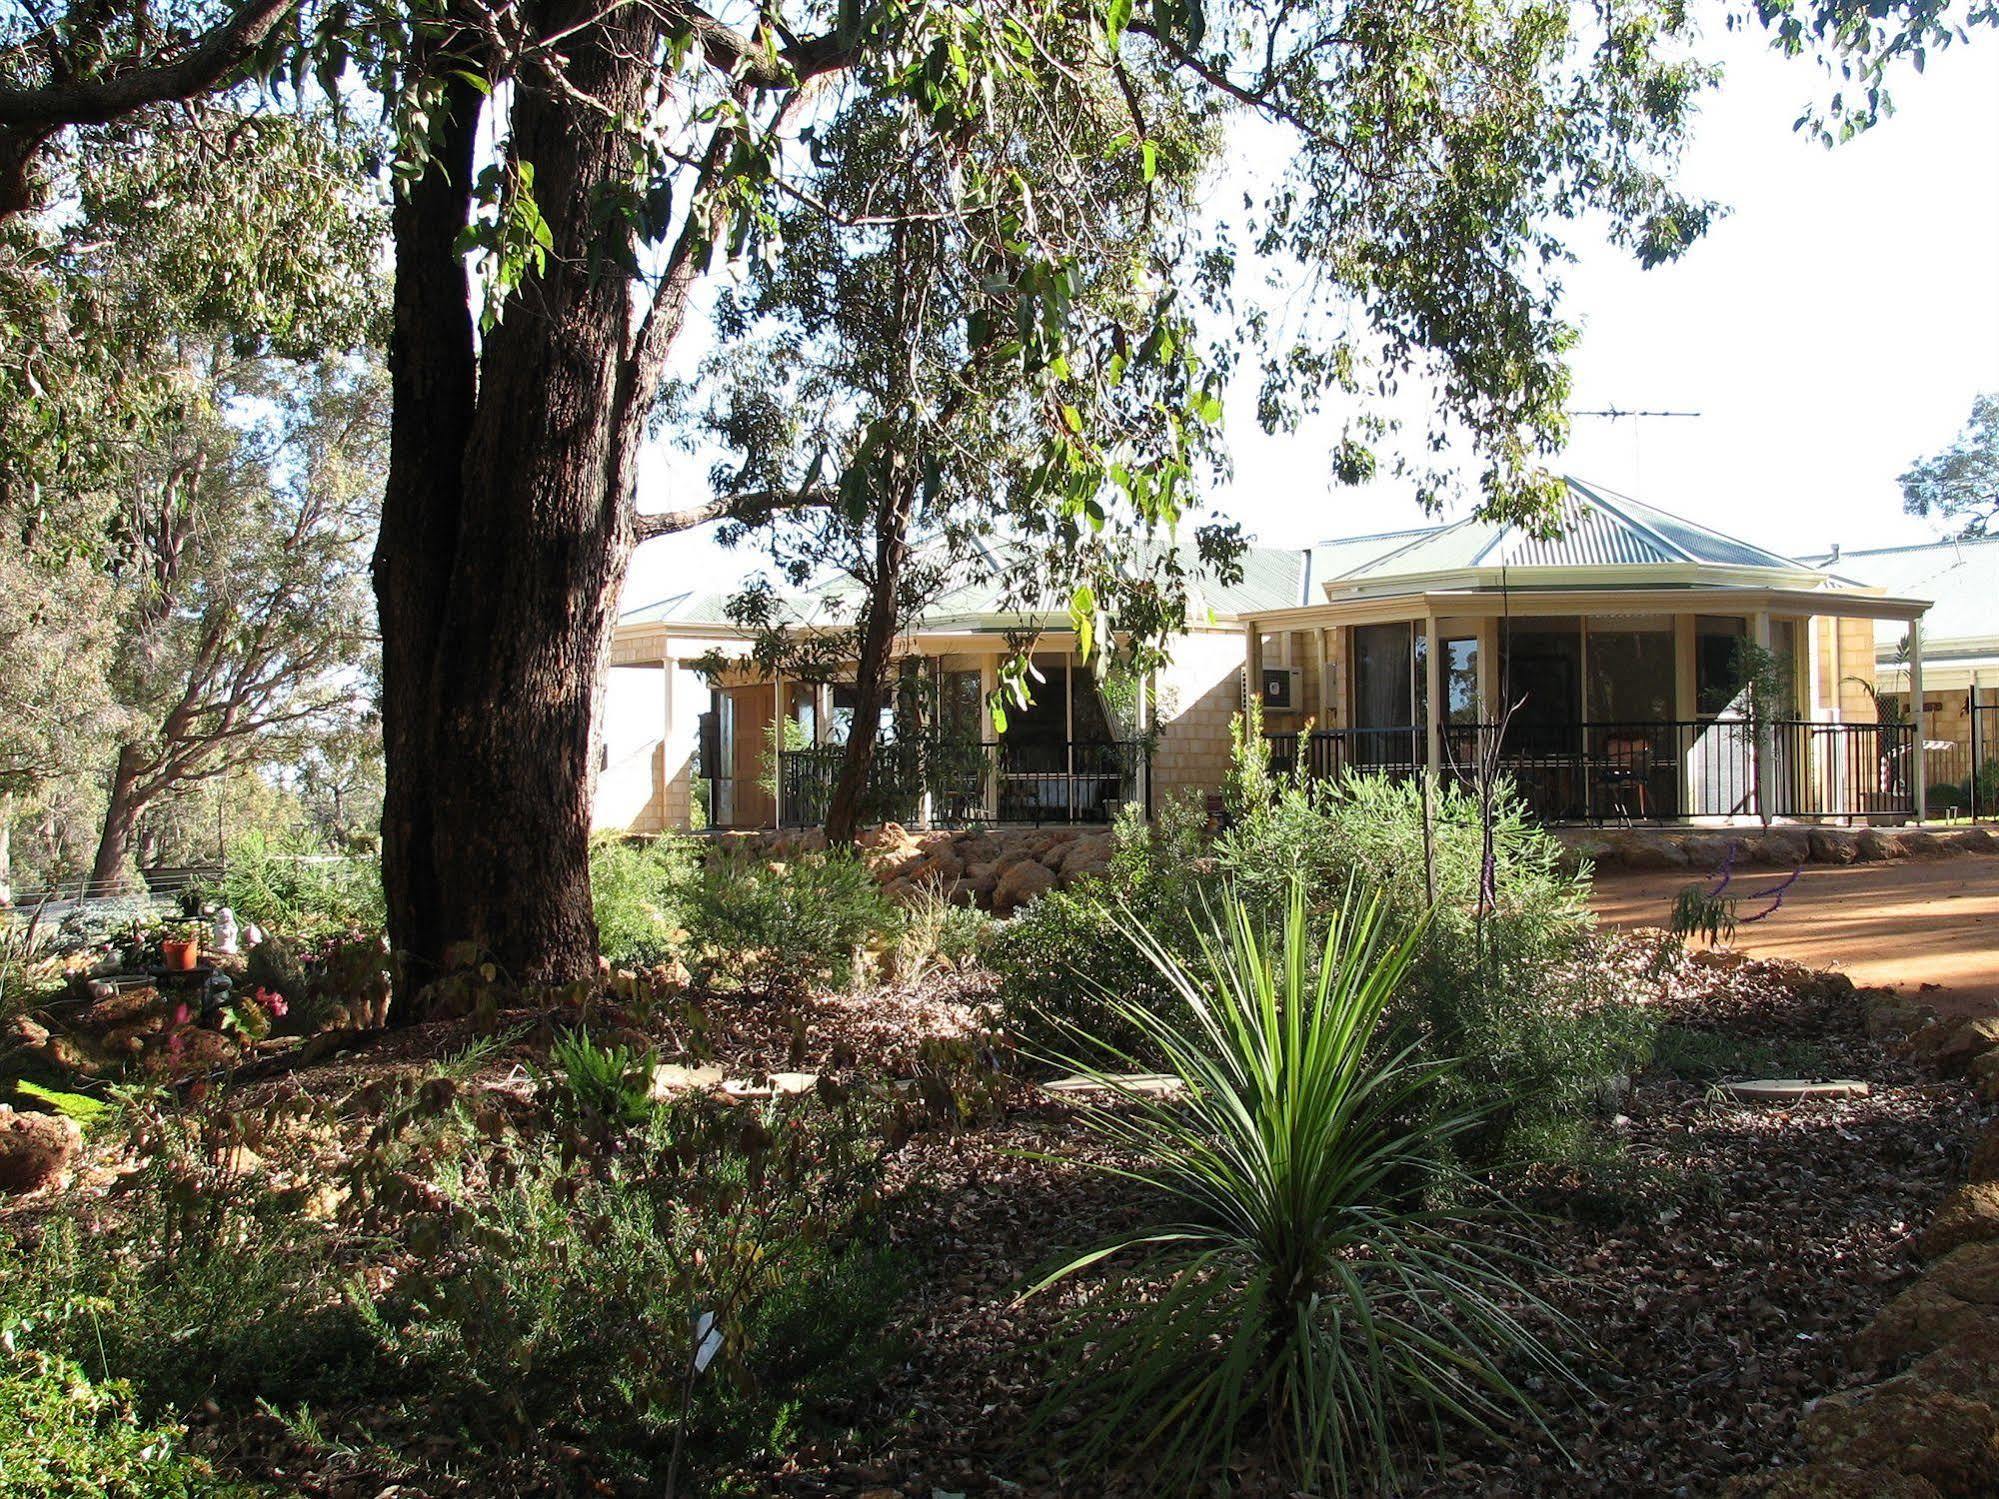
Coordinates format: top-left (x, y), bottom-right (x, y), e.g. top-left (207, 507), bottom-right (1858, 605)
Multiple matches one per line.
top-left (89, 744), bottom-right (149, 894)
top-left (374, 7), bottom-right (662, 996)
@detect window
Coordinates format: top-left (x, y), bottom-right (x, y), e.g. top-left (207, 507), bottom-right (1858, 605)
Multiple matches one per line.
top-left (940, 669), bottom-right (984, 742)
top-left (1499, 620), bottom-right (1582, 753)
top-left (1586, 617), bottom-right (1674, 723)
top-left (1352, 623), bottom-right (1414, 730)
top-left (1696, 616), bottom-right (1747, 716)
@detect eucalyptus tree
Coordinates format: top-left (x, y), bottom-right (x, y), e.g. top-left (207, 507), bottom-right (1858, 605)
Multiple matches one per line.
top-left (3, 0), bottom-right (1985, 992)
top-left (0, 105), bottom-right (383, 891)
top-left (692, 71), bottom-right (1239, 843)
top-left (1902, 393), bottom-right (1999, 540)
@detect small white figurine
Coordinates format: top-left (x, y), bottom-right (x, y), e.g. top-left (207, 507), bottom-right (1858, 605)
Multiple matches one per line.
top-left (212, 906), bottom-right (240, 956)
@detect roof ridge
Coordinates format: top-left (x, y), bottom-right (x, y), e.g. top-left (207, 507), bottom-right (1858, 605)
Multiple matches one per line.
top-left (1563, 478), bottom-right (1694, 565)
top-left (1331, 513), bottom-right (1475, 580)
top-left (1568, 475), bottom-right (1798, 568)
top-left (1832, 536), bottom-right (1999, 558)
top-left (1314, 522), bottom-right (1441, 546)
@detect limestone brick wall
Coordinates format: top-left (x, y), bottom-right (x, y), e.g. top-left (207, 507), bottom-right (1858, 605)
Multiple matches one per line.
top-left (1150, 627), bottom-right (1247, 809)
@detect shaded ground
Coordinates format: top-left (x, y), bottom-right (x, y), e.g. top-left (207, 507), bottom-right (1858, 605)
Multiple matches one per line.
top-left (1592, 851), bottom-right (1999, 1022)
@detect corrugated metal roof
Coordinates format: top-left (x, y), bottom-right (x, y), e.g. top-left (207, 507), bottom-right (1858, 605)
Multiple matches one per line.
top-left (1802, 537), bottom-right (1998, 647)
top-left (1325, 477), bottom-right (1807, 588)
top-left (619, 539), bottom-right (1307, 630)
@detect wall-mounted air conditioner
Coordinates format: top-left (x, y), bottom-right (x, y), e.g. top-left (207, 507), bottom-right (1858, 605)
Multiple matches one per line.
top-left (1261, 667), bottom-right (1302, 711)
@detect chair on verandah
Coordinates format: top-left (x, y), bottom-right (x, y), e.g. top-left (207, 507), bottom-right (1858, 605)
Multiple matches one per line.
top-left (1596, 734), bottom-right (1654, 825)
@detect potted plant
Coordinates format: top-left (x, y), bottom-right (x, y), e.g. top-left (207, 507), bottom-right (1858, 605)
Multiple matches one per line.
top-left (160, 920), bottom-right (203, 973)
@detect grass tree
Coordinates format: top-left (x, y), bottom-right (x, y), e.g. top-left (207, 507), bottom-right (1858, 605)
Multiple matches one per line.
top-left (1027, 878), bottom-right (1573, 1491)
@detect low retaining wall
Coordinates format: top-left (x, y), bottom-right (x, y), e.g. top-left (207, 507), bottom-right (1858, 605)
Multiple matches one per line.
top-left (710, 823), bottom-right (1115, 914)
top-left (1558, 824), bottom-right (1999, 874)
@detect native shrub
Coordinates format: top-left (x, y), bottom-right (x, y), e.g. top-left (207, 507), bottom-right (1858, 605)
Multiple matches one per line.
top-left (0, 1343), bottom-right (258, 1498)
top-left (684, 849), bottom-right (898, 997)
top-left (213, 829), bottom-right (384, 938)
top-left (1216, 771), bottom-right (1650, 1168)
top-left (1028, 881), bottom-right (1571, 1492)
top-left (591, 834), bottom-right (697, 970)
top-left (991, 796), bottom-right (1214, 1062)
top-left (368, 1094), bottom-right (903, 1489)
top-left (538, 1027), bottom-right (655, 1132)
top-left (891, 879), bottom-right (996, 982)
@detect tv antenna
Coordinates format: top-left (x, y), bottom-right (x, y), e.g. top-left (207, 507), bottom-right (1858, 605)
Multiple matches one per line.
top-left (1572, 407), bottom-right (1701, 497)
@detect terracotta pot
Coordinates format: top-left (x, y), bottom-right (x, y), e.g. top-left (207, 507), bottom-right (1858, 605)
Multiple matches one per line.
top-left (161, 938), bottom-right (199, 973)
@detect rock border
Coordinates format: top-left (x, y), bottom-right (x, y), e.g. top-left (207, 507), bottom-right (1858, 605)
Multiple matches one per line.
top-left (1726, 993), bottom-right (1999, 1496)
top-left (1559, 824), bottom-right (1998, 875)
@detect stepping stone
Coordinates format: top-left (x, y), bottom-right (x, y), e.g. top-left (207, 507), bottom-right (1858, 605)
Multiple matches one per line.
top-left (1720, 1077), bottom-right (1871, 1104)
top-left (720, 1071), bottom-right (819, 1101)
top-left (1041, 1072), bottom-right (1185, 1099)
top-left (649, 1063), bottom-right (725, 1099)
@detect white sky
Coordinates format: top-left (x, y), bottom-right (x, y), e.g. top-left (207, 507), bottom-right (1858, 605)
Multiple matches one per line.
top-left (625, 23), bottom-right (1999, 611)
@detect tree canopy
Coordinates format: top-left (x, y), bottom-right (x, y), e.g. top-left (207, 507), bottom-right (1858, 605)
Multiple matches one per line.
top-left (1902, 393), bottom-right (1999, 540)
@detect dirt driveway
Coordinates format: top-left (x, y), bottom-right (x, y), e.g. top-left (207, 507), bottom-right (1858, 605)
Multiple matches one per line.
top-left (1591, 852), bottom-right (1999, 1022)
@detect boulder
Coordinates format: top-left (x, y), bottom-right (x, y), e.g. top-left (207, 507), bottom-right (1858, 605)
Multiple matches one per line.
top-left (1970, 1123), bottom-right (1999, 1185)
top-left (1951, 828), bottom-right (1997, 854)
top-left (1809, 828), bottom-right (1862, 864)
top-left (1797, 1380), bottom-right (1999, 1496)
top-left (1912, 1017), bottom-right (1999, 1076)
top-left (1865, 996), bottom-right (1933, 1042)
top-left (1973, 1051), bottom-right (1999, 1104)
top-left (1563, 833), bottom-right (1619, 868)
top-left (1742, 829), bottom-right (1811, 867)
top-left (1901, 831), bottom-right (1952, 860)
top-left (1921, 1184), bottom-right (1999, 1260)
top-left (0, 1107), bottom-right (81, 1193)
top-left (1617, 836), bottom-right (1690, 871)
top-left (1855, 1243), bottom-right (1999, 1369)
top-left (1857, 830), bottom-right (1910, 862)
top-left (992, 858), bottom-right (1057, 915)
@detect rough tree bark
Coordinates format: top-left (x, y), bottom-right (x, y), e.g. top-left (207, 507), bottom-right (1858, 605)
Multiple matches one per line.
top-left (88, 745), bottom-right (150, 892)
top-left (375, 5), bottom-right (667, 991)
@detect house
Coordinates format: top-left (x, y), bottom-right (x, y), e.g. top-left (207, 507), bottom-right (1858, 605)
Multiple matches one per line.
top-left (1805, 536), bottom-right (1999, 813)
top-left (596, 478), bottom-right (1938, 835)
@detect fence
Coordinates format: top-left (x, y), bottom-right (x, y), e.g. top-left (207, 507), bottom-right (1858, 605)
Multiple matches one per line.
top-left (1922, 702), bottom-right (1999, 822)
top-left (777, 739), bottom-right (1148, 829)
top-left (1265, 718), bottom-right (1916, 825)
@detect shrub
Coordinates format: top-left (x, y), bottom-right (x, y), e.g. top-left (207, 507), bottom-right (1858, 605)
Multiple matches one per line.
top-left (684, 849), bottom-right (898, 997)
top-left (214, 830), bottom-right (383, 939)
top-left (991, 797), bottom-right (1213, 1063)
top-left (891, 880), bottom-right (996, 981)
top-left (368, 1096), bottom-right (903, 1489)
top-left (6, 1088), bottom-right (376, 1412)
top-left (0, 1345), bottom-right (257, 1498)
top-left (1216, 770), bottom-right (1650, 1169)
top-left (591, 835), bottom-right (696, 970)
top-left (1028, 881), bottom-right (1571, 1492)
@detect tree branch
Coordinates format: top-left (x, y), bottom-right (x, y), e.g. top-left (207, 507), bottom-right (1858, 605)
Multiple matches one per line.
top-left (0, 0), bottom-right (297, 129)
top-left (632, 484), bottom-right (834, 542)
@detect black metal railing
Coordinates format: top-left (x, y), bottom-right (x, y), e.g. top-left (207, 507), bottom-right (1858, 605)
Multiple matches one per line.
top-left (777, 739), bottom-right (1148, 828)
top-left (1265, 719), bottom-right (1917, 825)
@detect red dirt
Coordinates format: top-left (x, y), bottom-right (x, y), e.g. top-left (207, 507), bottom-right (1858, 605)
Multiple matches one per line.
top-left (1591, 851), bottom-right (1999, 1022)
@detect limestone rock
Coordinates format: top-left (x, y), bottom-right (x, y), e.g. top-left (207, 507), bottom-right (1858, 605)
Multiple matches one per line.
top-left (1901, 831), bottom-right (1951, 860)
top-left (1914, 1017), bottom-right (1999, 1076)
top-left (1866, 996), bottom-right (1933, 1042)
top-left (992, 858), bottom-right (1057, 915)
top-left (1618, 836), bottom-right (1690, 870)
top-left (0, 1107), bottom-right (81, 1193)
top-left (1855, 1243), bottom-right (1999, 1369)
top-left (1752, 828), bottom-right (1813, 867)
top-left (1797, 1381), bottom-right (1999, 1496)
top-left (1856, 830), bottom-right (1910, 862)
top-left (1969, 1123), bottom-right (1999, 1185)
top-left (1809, 828), bottom-right (1861, 864)
top-left (1922, 1184), bottom-right (1999, 1260)
top-left (1972, 1051), bottom-right (1999, 1104)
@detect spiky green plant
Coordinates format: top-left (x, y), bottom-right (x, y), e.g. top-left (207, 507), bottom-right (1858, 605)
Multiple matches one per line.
top-left (1024, 878), bottom-right (1574, 1493)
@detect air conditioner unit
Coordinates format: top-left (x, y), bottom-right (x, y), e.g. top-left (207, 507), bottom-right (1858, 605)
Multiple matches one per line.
top-left (1261, 667), bottom-right (1302, 711)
